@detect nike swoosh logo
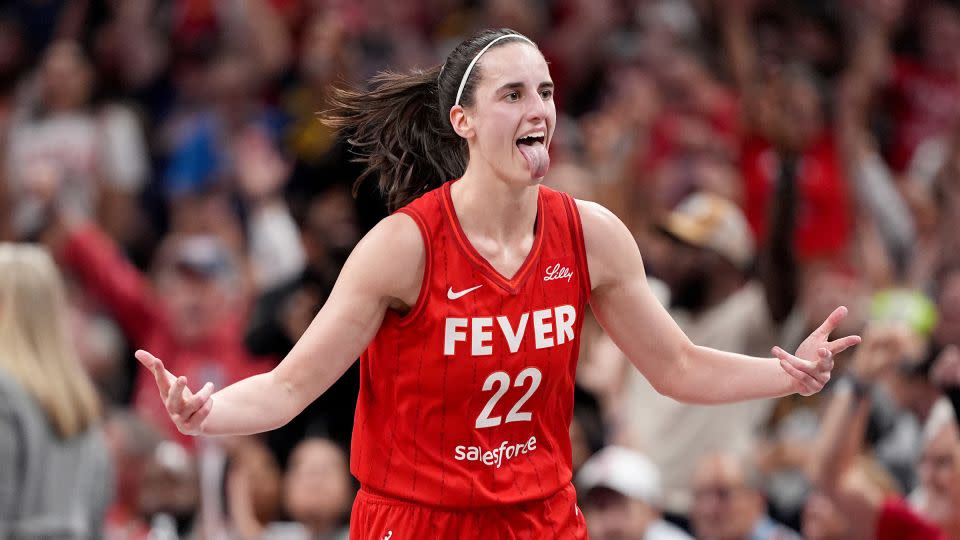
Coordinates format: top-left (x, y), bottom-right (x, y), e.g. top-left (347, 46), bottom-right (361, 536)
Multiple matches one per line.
top-left (447, 285), bottom-right (483, 300)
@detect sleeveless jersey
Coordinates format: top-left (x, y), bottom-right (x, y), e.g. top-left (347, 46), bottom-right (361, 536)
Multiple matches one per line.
top-left (351, 180), bottom-right (591, 508)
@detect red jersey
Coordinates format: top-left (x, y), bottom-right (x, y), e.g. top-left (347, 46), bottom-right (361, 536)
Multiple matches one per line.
top-left (351, 181), bottom-right (590, 508)
top-left (740, 132), bottom-right (851, 261)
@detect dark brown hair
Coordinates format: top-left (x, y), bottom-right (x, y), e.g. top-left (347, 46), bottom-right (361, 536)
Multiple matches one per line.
top-left (323, 28), bottom-right (537, 211)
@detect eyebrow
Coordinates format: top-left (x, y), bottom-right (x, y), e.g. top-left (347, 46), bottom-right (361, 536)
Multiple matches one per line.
top-left (497, 81), bottom-right (555, 92)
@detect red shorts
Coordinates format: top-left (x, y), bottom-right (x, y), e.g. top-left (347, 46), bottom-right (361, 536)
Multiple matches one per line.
top-left (349, 483), bottom-right (588, 539)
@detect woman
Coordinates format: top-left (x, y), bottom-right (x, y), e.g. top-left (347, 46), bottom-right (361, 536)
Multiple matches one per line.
top-left (0, 244), bottom-right (111, 539)
top-left (138, 29), bottom-right (860, 538)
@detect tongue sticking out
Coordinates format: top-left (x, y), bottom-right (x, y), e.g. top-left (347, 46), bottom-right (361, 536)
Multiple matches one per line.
top-left (518, 142), bottom-right (550, 178)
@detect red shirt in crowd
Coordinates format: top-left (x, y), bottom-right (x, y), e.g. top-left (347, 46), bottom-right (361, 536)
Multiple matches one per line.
top-left (877, 497), bottom-right (948, 540)
top-left (60, 225), bottom-right (272, 446)
top-left (740, 132), bottom-right (852, 261)
top-left (889, 58), bottom-right (960, 172)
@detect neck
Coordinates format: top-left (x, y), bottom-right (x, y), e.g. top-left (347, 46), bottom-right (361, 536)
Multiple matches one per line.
top-left (452, 167), bottom-right (539, 244)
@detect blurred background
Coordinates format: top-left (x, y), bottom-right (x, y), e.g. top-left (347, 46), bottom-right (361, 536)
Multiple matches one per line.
top-left (1, 0), bottom-right (960, 539)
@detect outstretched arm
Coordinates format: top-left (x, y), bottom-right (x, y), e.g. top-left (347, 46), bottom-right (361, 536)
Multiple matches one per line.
top-left (580, 200), bottom-right (860, 404)
top-left (717, 0), bottom-right (772, 138)
top-left (137, 213), bottom-right (424, 436)
top-left (806, 325), bottom-right (916, 540)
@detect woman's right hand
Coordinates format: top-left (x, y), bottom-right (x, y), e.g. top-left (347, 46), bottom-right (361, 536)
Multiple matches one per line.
top-left (135, 349), bottom-right (216, 435)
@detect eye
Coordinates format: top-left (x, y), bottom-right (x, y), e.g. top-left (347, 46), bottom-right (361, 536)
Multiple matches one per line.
top-left (505, 91), bottom-right (520, 102)
top-left (540, 89), bottom-right (553, 100)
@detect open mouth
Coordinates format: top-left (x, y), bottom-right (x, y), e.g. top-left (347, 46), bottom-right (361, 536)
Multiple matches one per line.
top-left (515, 131), bottom-right (550, 178)
top-left (516, 134), bottom-right (546, 147)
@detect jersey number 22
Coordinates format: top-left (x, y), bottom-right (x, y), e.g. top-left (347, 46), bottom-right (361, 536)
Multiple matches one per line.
top-left (475, 367), bottom-right (542, 429)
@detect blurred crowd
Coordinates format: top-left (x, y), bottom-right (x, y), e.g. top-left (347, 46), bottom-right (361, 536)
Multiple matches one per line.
top-left (1, 0), bottom-right (960, 538)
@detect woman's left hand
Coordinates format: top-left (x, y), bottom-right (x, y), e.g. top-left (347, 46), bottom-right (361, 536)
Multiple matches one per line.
top-left (772, 306), bottom-right (862, 396)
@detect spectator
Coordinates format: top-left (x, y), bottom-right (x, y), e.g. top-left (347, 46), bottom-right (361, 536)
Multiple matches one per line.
top-left (102, 409), bottom-right (163, 540)
top-left (801, 456), bottom-right (901, 540)
top-left (224, 438), bottom-right (284, 540)
top-left (857, 292), bottom-right (938, 492)
top-left (690, 451), bottom-right (801, 540)
top-left (881, 1), bottom-right (960, 173)
top-left (163, 52), bottom-right (285, 199)
top-left (257, 438), bottom-right (352, 540)
top-left (613, 188), bottom-right (798, 519)
top-left (245, 183), bottom-right (361, 464)
top-left (913, 419), bottom-right (960, 539)
top-left (5, 40), bottom-right (149, 246)
top-left (234, 126), bottom-right (306, 293)
top-left (807, 323), bottom-right (955, 539)
top-left (0, 243), bottom-right (112, 539)
top-left (718, 0), bottom-right (852, 262)
top-left (577, 446), bottom-right (693, 540)
top-left (42, 205), bottom-right (272, 445)
top-left (139, 440), bottom-right (201, 539)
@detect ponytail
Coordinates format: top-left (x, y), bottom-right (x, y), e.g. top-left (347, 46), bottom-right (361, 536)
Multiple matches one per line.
top-left (323, 28), bottom-right (537, 211)
top-left (324, 67), bottom-right (466, 211)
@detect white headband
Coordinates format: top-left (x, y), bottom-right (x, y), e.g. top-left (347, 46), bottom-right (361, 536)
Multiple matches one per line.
top-left (454, 34), bottom-right (536, 106)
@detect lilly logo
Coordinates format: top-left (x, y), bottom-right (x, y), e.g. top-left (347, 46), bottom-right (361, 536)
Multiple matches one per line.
top-left (544, 263), bottom-right (573, 283)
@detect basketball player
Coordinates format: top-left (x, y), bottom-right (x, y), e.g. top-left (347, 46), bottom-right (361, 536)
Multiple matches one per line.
top-left (136, 29), bottom-right (861, 538)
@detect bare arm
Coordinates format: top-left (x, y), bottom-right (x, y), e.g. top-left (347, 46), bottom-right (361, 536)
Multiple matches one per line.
top-left (760, 153), bottom-right (799, 323)
top-left (805, 325), bottom-right (913, 540)
top-left (717, 0), bottom-right (765, 135)
top-left (137, 213), bottom-right (424, 436)
top-left (579, 200), bottom-right (860, 404)
top-left (809, 386), bottom-right (879, 540)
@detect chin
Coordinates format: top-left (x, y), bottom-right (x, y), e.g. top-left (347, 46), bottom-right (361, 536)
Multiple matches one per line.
top-left (521, 163), bottom-right (550, 183)
top-left (500, 168), bottom-right (546, 186)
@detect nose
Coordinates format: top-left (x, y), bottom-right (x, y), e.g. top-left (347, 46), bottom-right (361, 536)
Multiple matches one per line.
top-left (525, 92), bottom-right (547, 122)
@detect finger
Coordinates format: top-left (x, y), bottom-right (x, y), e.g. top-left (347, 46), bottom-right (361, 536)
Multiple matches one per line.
top-left (817, 348), bottom-right (835, 377)
top-left (166, 376), bottom-right (189, 416)
top-left (136, 349), bottom-right (174, 397)
top-left (779, 356), bottom-right (820, 394)
top-left (814, 306), bottom-right (849, 339)
top-left (774, 347), bottom-right (830, 385)
top-left (182, 395), bottom-right (214, 433)
top-left (827, 335), bottom-right (862, 355)
top-left (773, 346), bottom-right (815, 371)
top-left (799, 348), bottom-right (834, 384)
top-left (183, 382), bottom-right (214, 415)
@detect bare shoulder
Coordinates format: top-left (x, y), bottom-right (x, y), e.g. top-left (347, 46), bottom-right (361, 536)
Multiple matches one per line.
top-left (575, 199), bottom-right (626, 244)
top-left (339, 212), bottom-right (425, 308)
top-left (574, 199), bottom-right (644, 289)
top-left (356, 212), bottom-right (424, 257)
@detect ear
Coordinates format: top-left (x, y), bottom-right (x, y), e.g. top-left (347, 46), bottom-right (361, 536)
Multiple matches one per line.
top-left (449, 104), bottom-right (474, 139)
